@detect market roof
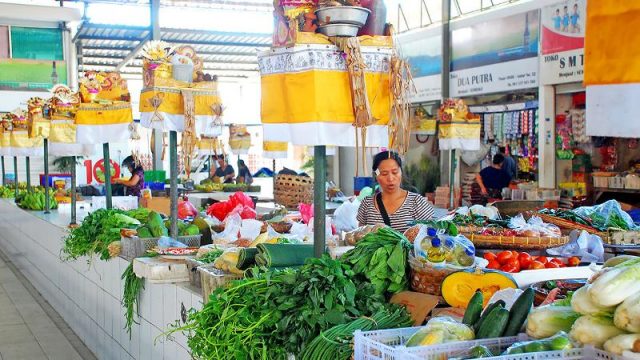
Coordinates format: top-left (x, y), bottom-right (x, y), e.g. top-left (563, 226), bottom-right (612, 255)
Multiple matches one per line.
top-left (71, 0), bottom-right (273, 79)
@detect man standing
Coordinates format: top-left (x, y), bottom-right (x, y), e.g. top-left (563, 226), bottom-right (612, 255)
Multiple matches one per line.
top-left (476, 154), bottom-right (512, 199)
top-left (499, 146), bottom-right (517, 180)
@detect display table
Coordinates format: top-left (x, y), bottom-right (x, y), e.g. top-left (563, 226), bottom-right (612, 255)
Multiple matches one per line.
top-left (0, 199), bottom-right (198, 360)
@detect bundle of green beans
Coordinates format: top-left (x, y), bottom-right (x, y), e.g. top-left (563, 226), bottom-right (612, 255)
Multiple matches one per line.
top-left (300, 305), bottom-right (413, 360)
top-left (122, 262), bottom-right (144, 337)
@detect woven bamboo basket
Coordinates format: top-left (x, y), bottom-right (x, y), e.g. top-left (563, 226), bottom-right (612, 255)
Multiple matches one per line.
top-left (274, 174), bottom-right (313, 209)
top-left (408, 255), bottom-right (458, 301)
top-left (533, 213), bottom-right (612, 242)
top-left (461, 233), bottom-right (570, 250)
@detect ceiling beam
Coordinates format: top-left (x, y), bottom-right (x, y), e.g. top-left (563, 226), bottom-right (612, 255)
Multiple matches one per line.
top-left (81, 45), bottom-right (135, 52)
top-left (161, 28), bottom-right (271, 39)
top-left (77, 34), bottom-right (147, 41)
top-left (162, 38), bottom-right (269, 48)
top-left (116, 34), bottom-right (151, 71)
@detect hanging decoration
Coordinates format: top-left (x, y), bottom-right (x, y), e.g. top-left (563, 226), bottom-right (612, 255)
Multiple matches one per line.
top-left (0, 113), bottom-right (12, 157)
top-left (437, 99), bottom-right (481, 151)
top-left (411, 106), bottom-right (437, 135)
top-left (9, 108), bottom-right (43, 157)
top-left (387, 53), bottom-right (414, 155)
top-left (229, 124), bottom-right (251, 155)
top-left (75, 71), bottom-right (133, 144)
top-left (197, 136), bottom-right (223, 157)
top-left (263, 140), bottom-right (289, 159)
top-left (138, 43), bottom-right (222, 133)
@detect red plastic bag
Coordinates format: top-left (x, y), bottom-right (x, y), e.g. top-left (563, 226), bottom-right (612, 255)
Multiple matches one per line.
top-left (207, 201), bottom-right (233, 221)
top-left (299, 203), bottom-right (313, 224)
top-left (227, 204), bottom-right (257, 220)
top-left (178, 200), bottom-right (198, 220)
top-left (229, 192), bottom-right (255, 209)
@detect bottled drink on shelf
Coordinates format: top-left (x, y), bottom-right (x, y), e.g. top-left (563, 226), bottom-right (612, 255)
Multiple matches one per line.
top-left (427, 236), bottom-right (447, 263)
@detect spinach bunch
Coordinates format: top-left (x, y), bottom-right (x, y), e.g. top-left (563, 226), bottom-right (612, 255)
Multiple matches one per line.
top-left (62, 209), bottom-right (129, 261)
top-left (341, 227), bottom-right (412, 295)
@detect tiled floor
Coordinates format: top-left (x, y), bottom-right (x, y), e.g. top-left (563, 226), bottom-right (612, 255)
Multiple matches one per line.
top-left (0, 251), bottom-right (96, 360)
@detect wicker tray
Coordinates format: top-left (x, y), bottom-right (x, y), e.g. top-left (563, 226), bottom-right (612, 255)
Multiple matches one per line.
top-left (408, 256), bottom-right (457, 301)
top-left (200, 267), bottom-right (243, 303)
top-left (274, 174), bottom-right (313, 209)
top-left (492, 200), bottom-right (545, 217)
top-left (120, 234), bottom-right (202, 261)
top-left (461, 233), bottom-right (570, 250)
top-left (534, 213), bottom-right (600, 233)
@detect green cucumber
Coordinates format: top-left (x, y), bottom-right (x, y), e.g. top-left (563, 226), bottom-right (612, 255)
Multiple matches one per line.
top-left (474, 300), bottom-right (505, 332)
top-left (477, 307), bottom-right (509, 339)
top-left (462, 291), bottom-right (484, 327)
top-left (503, 287), bottom-right (534, 337)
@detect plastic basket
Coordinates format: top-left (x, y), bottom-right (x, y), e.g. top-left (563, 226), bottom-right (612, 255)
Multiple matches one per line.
top-left (120, 234), bottom-right (202, 261)
top-left (199, 267), bottom-right (243, 304)
top-left (353, 326), bottom-right (420, 360)
top-left (186, 258), bottom-right (216, 288)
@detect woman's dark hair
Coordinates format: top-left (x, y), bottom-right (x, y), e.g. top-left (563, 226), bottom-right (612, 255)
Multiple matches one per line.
top-left (493, 153), bottom-right (505, 165)
top-left (122, 155), bottom-right (143, 173)
top-left (372, 151), bottom-right (402, 172)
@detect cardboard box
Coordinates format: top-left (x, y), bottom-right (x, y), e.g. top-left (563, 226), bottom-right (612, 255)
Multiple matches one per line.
top-left (140, 196), bottom-right (184, 215)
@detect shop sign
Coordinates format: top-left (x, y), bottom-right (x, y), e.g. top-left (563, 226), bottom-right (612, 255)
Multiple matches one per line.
top-left (450, 9), bottom-right (540, 97)
top-left (397, 30), bottom-right (442, 103)
top-left (540, 0), bottom-right (586, 85)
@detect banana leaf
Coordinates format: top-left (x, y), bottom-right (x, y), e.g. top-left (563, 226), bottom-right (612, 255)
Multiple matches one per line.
top-left (254, 244), bottom-right (314, 267)
top-left (237, 247), bottom-right (259, 270)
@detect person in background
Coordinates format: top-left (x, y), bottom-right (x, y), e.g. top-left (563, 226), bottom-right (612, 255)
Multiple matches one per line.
top-left (113, 155), bottom-right (145, 197)
top-left (211, 155), bottom-right (235, 183)
top-left (562, 5), bottom-right (570, 32)
top-left (553, 8), bottom-right (562, 31)
top-left (236, 159), bottom-right (253, 185)
top-left (357, 151), bottom-right (434, 233)
top-left (499, 146), bottom-right (517, 180)
top-left (476, 154), bottom-right (512, 199)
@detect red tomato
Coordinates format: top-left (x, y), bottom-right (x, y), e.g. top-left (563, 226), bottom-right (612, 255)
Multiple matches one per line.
top-left (568, 256), bottom-right (580, 267)
top-left (536, 256), bottom-right (549, 264)
top-left (484, 252), bottom-right (497, 262)
top-left (545, 262), bottom-right (560, 269)
top-left (487, 260), bottom-right (501, 270)
top-left (550, 258), bottom-right (564, 266)
top-left (501, 263), bottom-right (519, 273)
top-left (518, 253), bottom-right (533, 270)
top-left (529, 260), bottom-right (546, 270)
top-left (497, 251), bottom-right (514, 265)
top-left (506, 258), bottom-right (521, 272)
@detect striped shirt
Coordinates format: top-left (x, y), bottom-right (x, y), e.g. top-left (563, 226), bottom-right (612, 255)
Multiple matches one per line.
top-left (357, 192), bottom-right (435, 233)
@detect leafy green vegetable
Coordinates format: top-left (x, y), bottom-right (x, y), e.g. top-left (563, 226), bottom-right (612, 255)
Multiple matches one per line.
top-left (341, 227), bottom-right (412, 295)
top-left (197, 249), bottom-right (224, 264)
top-left (122, 261), bottom-right (143, 337)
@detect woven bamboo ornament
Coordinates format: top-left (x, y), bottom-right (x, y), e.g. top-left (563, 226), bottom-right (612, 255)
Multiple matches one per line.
top-left (388, 55), bottom-right (414, 155)
top-left (333, 36), bottom-right (373, 176)
top-left (181, 89), bottom-right (197, 177)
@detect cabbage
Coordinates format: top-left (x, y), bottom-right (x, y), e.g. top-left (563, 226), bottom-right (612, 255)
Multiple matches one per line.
top-left (569, 315), bottom-right (628, 348)
top-left (604, 334), bottom-right (640, 355)
top-left (526, 305), bottom-right (580, 339)
top-left (589, 261), bottom-right (640, 307)
top-left (614, 291), bottom-right (640, 332)
top-left (571, 285), bottom-right (615, 316)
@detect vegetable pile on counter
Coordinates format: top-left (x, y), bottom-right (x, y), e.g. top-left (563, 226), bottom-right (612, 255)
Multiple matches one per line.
top-left (523, 255), bottom-right (640, 357)
top-left (16, 188), bottom-right (58, 210)
top-left (166, 227), bottom-right (414, 360)
top-left (484, 250), bottom-right (581, 273)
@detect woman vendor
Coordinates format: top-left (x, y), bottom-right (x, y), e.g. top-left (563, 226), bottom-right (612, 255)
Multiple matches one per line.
top-left (357, 151), bottom-right (435, 233)
top-left (113, 155), bottom-right (145, 197)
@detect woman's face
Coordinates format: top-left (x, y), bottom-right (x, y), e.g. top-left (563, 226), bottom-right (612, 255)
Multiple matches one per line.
top-left (376, 159), bottom-right (402, 193)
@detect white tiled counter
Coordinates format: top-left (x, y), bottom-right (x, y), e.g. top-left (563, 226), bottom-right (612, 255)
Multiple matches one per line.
top-left (0, 199), bottom-right (201, 360)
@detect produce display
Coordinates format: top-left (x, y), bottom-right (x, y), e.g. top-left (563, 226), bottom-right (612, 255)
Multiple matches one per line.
top-left (16, 189), bottom-right (58, 210)
top-left (441, 269), bottom-right (518, 308)
top-left (483, 250), bottom-right (581, 273)
top-left (168, 254), bottom-right (411, 359)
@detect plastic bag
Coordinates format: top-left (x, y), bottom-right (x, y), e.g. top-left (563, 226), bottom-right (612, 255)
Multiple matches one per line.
top-left (357, 186), bottom-right (374, 201)
top-left (212, 213), bottom-right (242, 244)
top-left (299, 203), bottom-right (313, 224)
top-left (157, 236), bottom-right (187, 248)
top-left (508, 214), bottom-right (562, 237)
top-left (267, 224), bottom-right (304, 244)
top-left (178, 200), bottom-right (198, 220)
top-left (333, 198), bottom-right (361, 233)
top-left (207, 201), bottom-right (234, 221)
top-left (503, 331), bottom-right (573, 355)
top-left (227, 204), bottom-right (257, 220)
top-left (547, 230), bottom-right (604, 263)
top-left (574, 200), bottom-right (638, 231)
top-left (240, 219), bottom-right (263, 241)
top-left (487, 288), bottom-right (525, 311)
top-left (228, 191), bottom-right (255, 209)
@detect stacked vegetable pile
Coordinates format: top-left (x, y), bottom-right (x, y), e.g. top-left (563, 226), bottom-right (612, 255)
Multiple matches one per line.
top-left (169, 227), bottom-right (413, 360)
top-left (16, 188), bottom-right (58, 210)
top-left (525, 255), bottom-right (640, 357)
top-left (62, 209), bottom-right (141, 261)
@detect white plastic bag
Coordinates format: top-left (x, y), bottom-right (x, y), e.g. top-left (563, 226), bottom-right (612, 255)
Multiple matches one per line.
top-left (240, 219), bottom-right (263, 241)
top-left (212, 213), bottom-right (242, 244)
top-left (547, 230), bottom-right (604, 263)
top-left (333, 198), bottom-right (361, 233)
top-left (508, 214), bottom-right (562, 238)
top-left (487, 288), bottom-right (525, 311)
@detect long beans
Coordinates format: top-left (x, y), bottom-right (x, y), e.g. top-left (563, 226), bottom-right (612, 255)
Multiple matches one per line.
top-left (122, 262), bottom-right (143, 337)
